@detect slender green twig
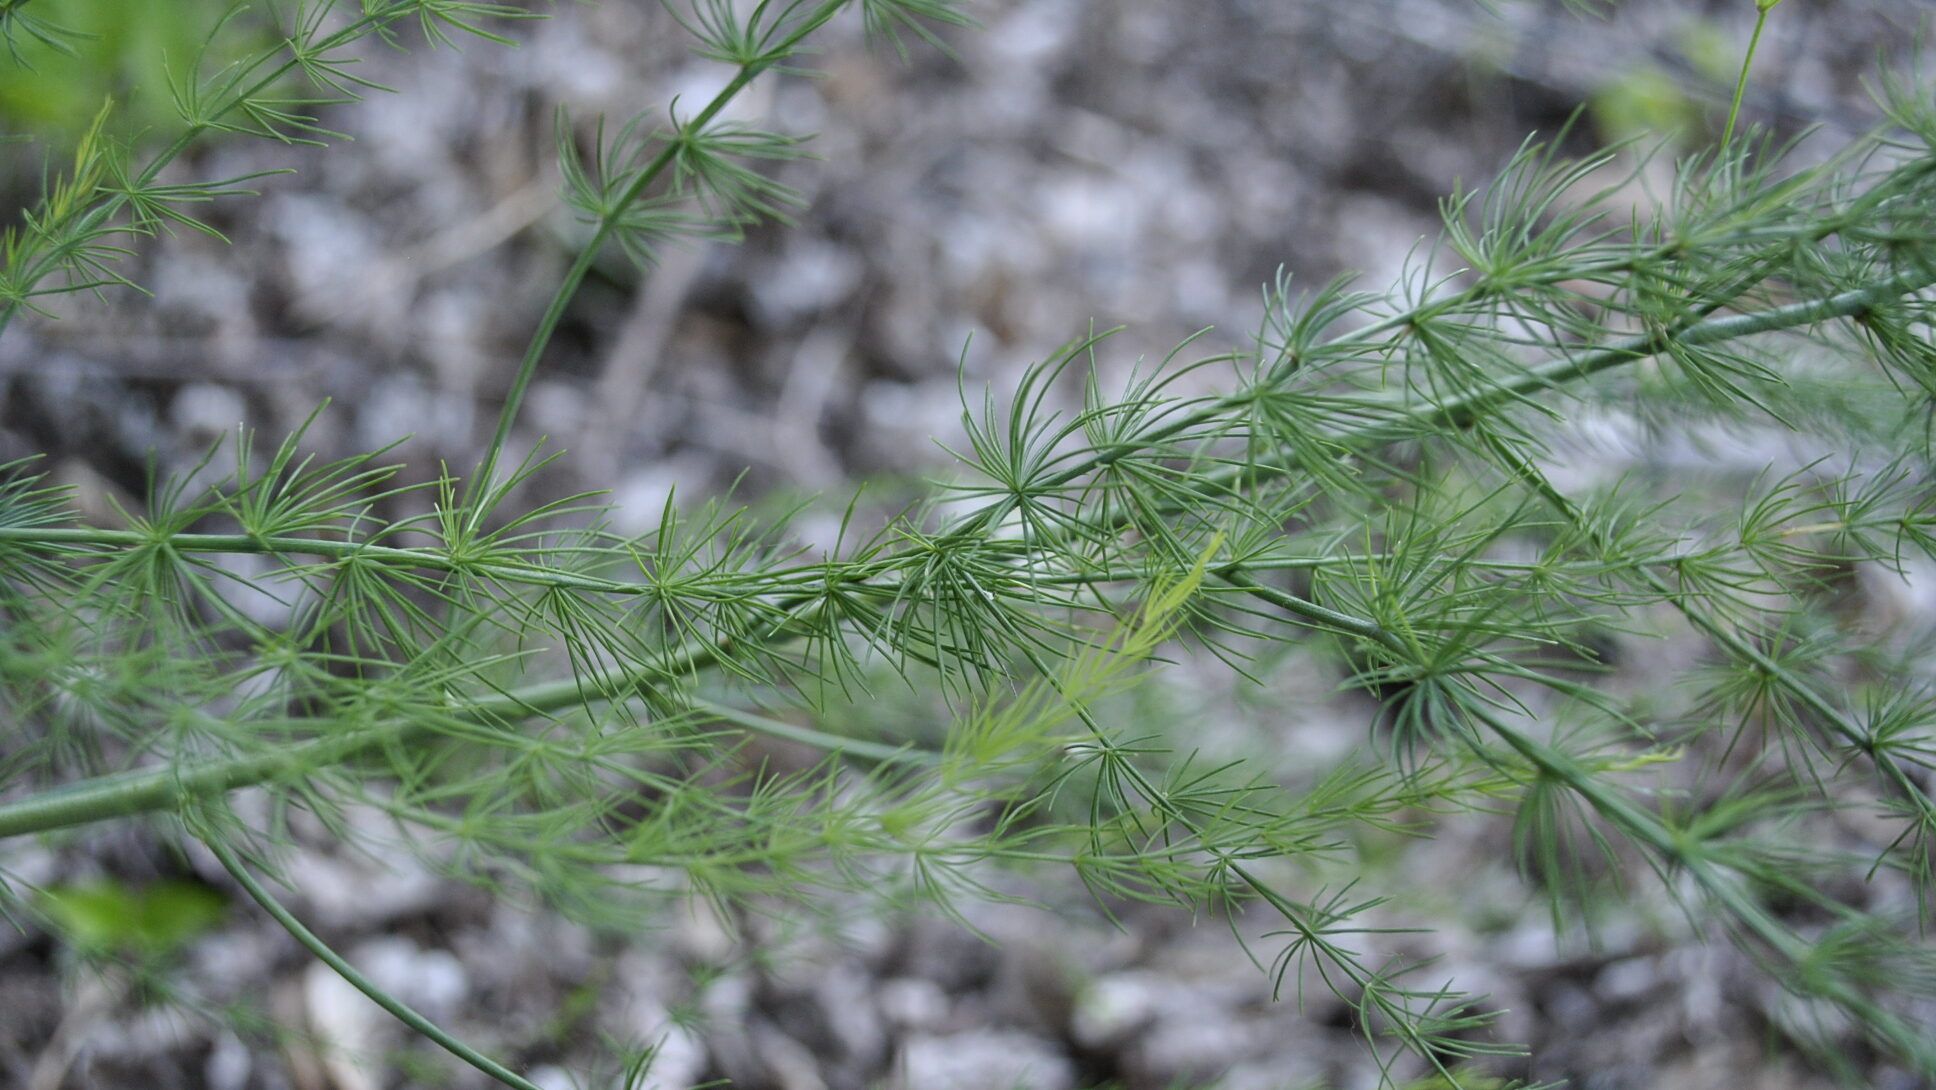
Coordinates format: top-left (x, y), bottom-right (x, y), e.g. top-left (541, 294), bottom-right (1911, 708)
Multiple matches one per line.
top-left (689, 696), bottom-right (938, 765)
top-left (1720, 1), bottom-right (1782, 155)
top-left (201, 834), bottom-right (545, 1090)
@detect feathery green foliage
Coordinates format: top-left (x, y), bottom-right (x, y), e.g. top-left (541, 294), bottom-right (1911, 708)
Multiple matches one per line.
top-left (2, 1), bottom-right (1936, 1087)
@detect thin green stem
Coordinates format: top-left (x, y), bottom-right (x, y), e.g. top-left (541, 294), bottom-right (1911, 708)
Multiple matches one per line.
top-left (202, 835), bottom-right (545, 1090)
top-left (13, 514), bottom-right (1897, 603)
top-left (1720, 3), bottom-right (1778, 156)
top-left (689, 696), bottom-right (938, 766)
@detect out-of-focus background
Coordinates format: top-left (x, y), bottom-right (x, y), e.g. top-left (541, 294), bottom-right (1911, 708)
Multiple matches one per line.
top-left (0, 2), bottom-right (1929, 1088)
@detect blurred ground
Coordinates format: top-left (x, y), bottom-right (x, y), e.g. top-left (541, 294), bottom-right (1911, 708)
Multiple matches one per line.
top-left (0, 1), bottom-right (1931, 1088)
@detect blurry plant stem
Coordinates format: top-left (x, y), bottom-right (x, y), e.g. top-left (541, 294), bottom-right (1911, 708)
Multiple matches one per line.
top-left (0, 266), bottom-right (1927, 843)
top-left (470, 0), bottom-right (845, 507)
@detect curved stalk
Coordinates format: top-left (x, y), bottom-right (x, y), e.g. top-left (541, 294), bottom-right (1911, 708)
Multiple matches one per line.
top-left (203, 835), bottom-right (545, 1090)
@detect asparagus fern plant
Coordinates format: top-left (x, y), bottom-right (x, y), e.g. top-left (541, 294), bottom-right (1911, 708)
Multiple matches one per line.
top-left (2, 0), bottom-right (1935, 1086)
